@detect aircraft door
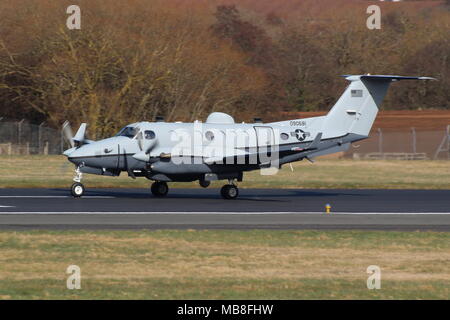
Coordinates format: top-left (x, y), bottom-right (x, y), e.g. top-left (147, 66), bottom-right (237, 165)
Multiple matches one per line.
top-left (254, 126), bottom-right (275, 147)
top-left (116, 144), bottom-right (122, 170)
top-left (254, 126), bottom-right (275, 164)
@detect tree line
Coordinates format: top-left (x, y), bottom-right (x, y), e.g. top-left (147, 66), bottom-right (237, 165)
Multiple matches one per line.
top-left (0, 0), bottom-right (448, 138)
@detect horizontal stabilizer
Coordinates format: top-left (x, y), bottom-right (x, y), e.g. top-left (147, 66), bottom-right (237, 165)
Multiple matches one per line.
top-left (342, 75), bottom-right (436, 82)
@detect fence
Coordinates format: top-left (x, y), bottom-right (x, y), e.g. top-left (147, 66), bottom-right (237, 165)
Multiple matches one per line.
top-left (0, 120), bottom-right (449, 159)
top-left (346, 126), bottom-right (450, 160)
top-left (0, 120), bottom-right (64, 155)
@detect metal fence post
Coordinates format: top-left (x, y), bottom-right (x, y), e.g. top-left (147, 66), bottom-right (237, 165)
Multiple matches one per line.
top-left (377, 128), bottom-right (383, 154)
top-left (411, 127), bottom-right (416, 154)
top-left (447, 125), bottom-right (450, 160)
top-left (18, 119), bottom-right (25, 146)
top-left (38, 121), bottom-right (45, 154)
top-left (61, 126), bottom-right (64, 154)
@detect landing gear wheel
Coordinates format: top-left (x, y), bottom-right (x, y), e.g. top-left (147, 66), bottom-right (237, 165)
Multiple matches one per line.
top-left (151, 181), bottom-right (169, 197)
top-left (71, 182), bottom-right (85, 198)
top-left (199, 180), bottom-right (210, 188)
top-left (220, 184), bottom-right (239, 200)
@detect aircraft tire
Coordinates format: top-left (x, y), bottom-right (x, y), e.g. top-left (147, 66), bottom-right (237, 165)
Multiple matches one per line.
top-left (71, 182), bottom-right (85, 198)
top-left (151, 181), bottom-right (169, 197)
top-left (220, 184), bottom-right (239, 200)
top-left (199, 180), bottom-right (210, 188)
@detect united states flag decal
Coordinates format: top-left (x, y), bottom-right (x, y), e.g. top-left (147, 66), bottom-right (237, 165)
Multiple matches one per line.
top-left (351, 89), bottom-right (363, 97)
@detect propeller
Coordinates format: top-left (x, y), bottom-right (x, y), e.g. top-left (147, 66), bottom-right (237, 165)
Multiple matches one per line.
top-left (137, 131), bottom-right (144, 151)
top-left (133, 129), bottom-right (157, 162)
top-left (62, 121), bottom-right (75, 148)
top-left (62, 121), bottom-right (88, 150)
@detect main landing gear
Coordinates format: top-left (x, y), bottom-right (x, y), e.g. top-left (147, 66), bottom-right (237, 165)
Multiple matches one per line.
top-left (220, 180), bottom-right (239, 200)
top-left (151, 181), bottom-right (169, 197)
top-left (71, 166), bottom-right (85, 198)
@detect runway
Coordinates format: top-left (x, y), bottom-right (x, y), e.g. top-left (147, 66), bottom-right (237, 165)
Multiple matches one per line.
top-left (0, 188), bottom-right (449, 231)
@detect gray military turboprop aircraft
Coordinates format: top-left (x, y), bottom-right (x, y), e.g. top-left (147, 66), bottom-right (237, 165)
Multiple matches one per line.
top-left (63, 75), bottom-right (434, 199)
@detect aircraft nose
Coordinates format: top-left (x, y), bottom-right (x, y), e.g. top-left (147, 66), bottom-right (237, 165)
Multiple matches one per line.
top-left (67, 148), bottom-right (85, 166)
top-left (63, 147), bottom-right (76, 157)
top-left (67, 143), bottom-right (98, 166)
top-left (66, 140), bottom-right (119, 169)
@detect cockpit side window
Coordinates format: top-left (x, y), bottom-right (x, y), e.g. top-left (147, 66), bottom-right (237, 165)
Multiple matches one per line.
top-left (115, 126), bottom-right (138, 138)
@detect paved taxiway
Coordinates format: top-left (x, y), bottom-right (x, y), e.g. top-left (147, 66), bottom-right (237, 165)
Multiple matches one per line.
top-left (0, 188), bottom-right (449, 230)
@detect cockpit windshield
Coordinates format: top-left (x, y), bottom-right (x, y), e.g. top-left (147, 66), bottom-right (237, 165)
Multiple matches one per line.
top-left (115, 126), bottom-right (139, 138)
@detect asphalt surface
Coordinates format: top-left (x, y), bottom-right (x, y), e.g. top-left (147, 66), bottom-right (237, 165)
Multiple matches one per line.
top-left (0, 188), bottom-right (449, 231)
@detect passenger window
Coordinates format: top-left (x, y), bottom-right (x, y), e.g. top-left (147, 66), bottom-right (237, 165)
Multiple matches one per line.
top-left (205, 131), bottom-right (214, 141)
top-left (145, 130), bottom-right (156, 140)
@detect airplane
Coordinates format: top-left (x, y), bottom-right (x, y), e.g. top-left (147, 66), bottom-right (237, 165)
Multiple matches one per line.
top-left (62, 74), bottom-right (435, 199)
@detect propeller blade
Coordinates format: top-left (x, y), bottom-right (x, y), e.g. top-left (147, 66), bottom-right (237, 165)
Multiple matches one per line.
top-left (133, 133), bottom-right (157, 162)
top-left (137, 131), bottom-right (144, 151)
top-left (62, 121), bottom-right (75, 148)
top-left (144, 139), bottom-right (157, 154)
top-left (136, 129), bottom-right (157, 156)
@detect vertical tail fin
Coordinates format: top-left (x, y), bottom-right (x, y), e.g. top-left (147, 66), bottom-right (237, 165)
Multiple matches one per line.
top-left (322, 75), bottom-right (435, 138)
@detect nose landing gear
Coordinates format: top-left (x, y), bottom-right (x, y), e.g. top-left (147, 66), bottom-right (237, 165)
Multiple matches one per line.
top-left (71, 166), bottom-right (85, 198)
top-left (71, 182), bottom-right (85, 197)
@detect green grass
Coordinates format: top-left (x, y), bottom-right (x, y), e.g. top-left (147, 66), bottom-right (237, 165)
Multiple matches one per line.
top-left (0, 230), bottom-right (448, 299)
top-left (0, 155), bottom-right (449, 189)
top-left (1, 278), bottom-right (447, 300)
